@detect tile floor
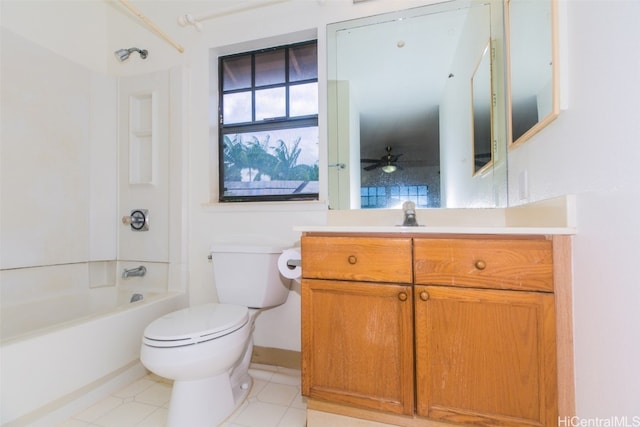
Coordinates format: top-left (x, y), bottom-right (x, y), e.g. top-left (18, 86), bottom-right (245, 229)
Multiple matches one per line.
top-left (57, 364), bottom-right (306, 427)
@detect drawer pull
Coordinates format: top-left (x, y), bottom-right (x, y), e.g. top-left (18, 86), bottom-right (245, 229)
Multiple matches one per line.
top-left (475, 260), bottom-right (487, 270)
top-left (419, 291), bottom-right (429, 301)
top-left (398, 292), bottom-right (408, 302)
top-left (348, 255), bottom-right (358, 265)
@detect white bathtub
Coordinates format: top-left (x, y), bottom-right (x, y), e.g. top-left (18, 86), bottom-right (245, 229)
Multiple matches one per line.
top-left (0, 286), bottom-right (188, 426)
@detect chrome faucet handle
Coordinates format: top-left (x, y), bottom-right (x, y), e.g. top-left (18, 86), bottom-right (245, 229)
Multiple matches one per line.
top-left (402, 201), bottom-right (419, 227)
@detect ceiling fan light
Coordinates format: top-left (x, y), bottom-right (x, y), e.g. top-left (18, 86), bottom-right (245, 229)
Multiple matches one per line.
top-left (381, 164), bottom-right (397, 173)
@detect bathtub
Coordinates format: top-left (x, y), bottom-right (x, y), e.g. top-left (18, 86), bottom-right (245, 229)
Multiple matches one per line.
top-left (0, 286), bottom-right (188, 426)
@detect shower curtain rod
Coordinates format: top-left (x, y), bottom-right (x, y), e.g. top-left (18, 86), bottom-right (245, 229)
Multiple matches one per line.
top-left (118, 0), bottom-right (185, 53)
top-left (178, 0), bottom-right (291, 31)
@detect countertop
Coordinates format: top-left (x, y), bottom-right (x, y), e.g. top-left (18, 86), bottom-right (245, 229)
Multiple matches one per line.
top-left (295, 196), bottom-right (577, 236)
top-left (294, 225), bottom-right (576, 235)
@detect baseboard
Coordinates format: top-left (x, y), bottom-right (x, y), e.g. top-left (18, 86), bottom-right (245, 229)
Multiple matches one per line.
top-left (251, 345), bottom-right (301, 370)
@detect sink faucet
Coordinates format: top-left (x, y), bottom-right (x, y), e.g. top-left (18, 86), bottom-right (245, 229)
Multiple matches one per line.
top-left (122, 265), bottom-right (147, 278)
top-left (402, 201), bottom-right (419, 226)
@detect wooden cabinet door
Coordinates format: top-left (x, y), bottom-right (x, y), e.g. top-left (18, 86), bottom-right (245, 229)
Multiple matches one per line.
top-left (302, 279), bottom-right (414, 415)
top-left (414, 285), bottom-right (558, 426)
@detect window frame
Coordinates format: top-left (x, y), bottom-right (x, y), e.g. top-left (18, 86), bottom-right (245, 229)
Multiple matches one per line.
top-left (218, 40), bottom-right (319, 203)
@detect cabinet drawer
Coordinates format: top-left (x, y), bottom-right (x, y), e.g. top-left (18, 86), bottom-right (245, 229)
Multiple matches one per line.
top-left (414, 238), bottom-right (553, 291)
top-left (302, 236), bottom-right (412, 283)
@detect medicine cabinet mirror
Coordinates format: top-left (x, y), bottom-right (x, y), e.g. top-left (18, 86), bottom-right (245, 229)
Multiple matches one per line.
top-left (506, 0), bottom-right (559, 146)
top-left (327, 0), bottom-right (508, 210)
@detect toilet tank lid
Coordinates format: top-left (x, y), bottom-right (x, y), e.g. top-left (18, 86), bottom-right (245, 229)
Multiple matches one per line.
top-left (210, 243), bottom-right (286, 254)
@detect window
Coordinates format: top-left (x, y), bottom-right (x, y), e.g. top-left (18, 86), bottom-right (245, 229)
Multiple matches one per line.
top-left (218, 41), bottom-right (318, 202)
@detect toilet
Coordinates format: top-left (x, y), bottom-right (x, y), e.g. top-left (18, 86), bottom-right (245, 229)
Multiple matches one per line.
top-left (140, 244), bottom-right (292, 427)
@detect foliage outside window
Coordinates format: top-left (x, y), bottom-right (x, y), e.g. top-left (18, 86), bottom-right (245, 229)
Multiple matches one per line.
top-left (219, 41), bottom-right (318, 202)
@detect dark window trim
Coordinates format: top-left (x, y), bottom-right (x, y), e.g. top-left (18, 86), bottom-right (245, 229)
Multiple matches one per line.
top-left (218, 40), bottom-right (318, 203)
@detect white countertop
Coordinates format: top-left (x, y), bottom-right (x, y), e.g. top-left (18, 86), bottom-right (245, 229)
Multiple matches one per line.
top-left (295, 196), bottom-right (577, 236)
top-left (294, 225), bottom-right (576, 235)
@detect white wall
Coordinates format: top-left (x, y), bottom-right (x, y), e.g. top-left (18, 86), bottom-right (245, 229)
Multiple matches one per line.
top-left (507, 0), bottom-right (640, 419)
top-left (0, 0), bottom-right (110, 74)
top-left (0, 28), bottom-right (117, 270)
top-left (2, 0), bottom-right (639, 419)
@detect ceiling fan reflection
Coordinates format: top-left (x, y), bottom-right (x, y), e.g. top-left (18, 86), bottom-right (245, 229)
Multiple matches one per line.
top-left (361, 146), bottom-right (403, 173)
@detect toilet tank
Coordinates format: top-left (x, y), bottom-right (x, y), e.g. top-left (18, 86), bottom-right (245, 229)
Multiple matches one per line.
top-left (210, 244), bottom-right (292, 308)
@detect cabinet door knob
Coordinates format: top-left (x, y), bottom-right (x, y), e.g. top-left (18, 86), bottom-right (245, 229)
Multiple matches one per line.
top-left (398, 292), bottom-right (408, 302)
top-left (420, 291), bottom-right (429, 301)
top-left (475, 260), bottom-right (487, 270)
top-left (348, 255), bottom-right (357, 265)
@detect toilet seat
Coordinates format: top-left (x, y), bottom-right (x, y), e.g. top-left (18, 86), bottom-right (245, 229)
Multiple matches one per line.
top-left (143, 303), bottom-right (249, 348)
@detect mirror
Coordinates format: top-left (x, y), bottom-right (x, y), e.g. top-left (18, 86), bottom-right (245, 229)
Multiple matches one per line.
top-left (506, 0), bottom-right (558, 146)
top-left (327, 0), bottom-right (508, 210)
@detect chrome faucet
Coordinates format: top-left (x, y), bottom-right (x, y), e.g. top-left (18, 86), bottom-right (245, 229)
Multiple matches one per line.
top-left (122, 265), bottom-right (147, 278)
top-left (402, 201), bottom-right (419, 226)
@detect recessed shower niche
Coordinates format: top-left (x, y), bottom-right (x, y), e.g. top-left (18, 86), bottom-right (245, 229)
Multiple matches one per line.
top-left (129, 93), bottom-right (156, 184)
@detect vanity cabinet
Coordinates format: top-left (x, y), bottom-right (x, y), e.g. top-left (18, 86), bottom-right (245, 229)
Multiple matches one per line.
top-left (302, 233), bottom-right (567, 427)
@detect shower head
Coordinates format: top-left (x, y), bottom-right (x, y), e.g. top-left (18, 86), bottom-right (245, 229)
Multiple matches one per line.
top-left (114, 47), bottom-right (148, 62)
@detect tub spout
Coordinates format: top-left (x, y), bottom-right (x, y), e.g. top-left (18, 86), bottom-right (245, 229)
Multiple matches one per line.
top-left (122, 265), bottom-right (147, 278)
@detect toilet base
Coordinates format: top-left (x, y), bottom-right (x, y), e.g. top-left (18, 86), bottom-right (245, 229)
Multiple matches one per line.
top-left (165, 339), bottom-right (254, 427)
top-left (167, 371), bottom-right (249, 427)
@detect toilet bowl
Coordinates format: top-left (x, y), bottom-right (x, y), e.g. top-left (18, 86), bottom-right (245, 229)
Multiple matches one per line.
top-left (141, 304), bottom-right (255, 427)
top-left (140, 244), bottom-right (292, 427)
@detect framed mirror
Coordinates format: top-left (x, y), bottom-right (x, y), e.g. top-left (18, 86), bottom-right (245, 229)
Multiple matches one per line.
top-left (327, 0), bottom-right (507, 210)
top-left (506, 0), bottom-right (559, 146)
